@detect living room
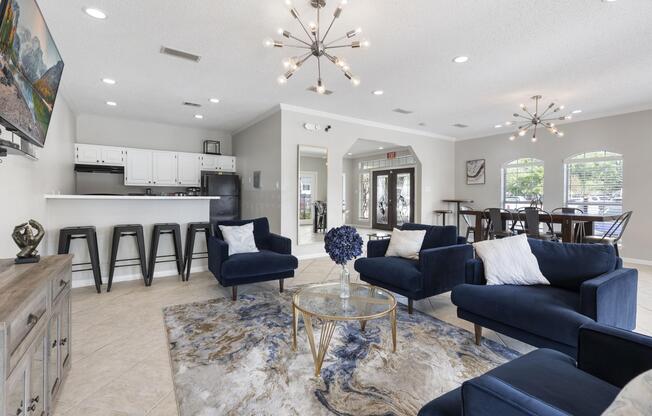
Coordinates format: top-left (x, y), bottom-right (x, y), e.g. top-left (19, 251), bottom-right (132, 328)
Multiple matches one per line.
top-left (0, 1), bottom-right (650, 415)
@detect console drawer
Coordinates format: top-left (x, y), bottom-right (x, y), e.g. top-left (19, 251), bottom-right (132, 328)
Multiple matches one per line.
top-left (52, 267), bottom-right (71, 302)
top-left (8, 287), bottom-right (47, 355)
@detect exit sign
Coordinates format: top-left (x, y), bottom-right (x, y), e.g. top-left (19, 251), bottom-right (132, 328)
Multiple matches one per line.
top-left (386, 152), bottom-right (397, 159)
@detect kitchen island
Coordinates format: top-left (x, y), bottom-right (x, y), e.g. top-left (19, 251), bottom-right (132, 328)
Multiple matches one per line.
top-left (44, 195), bottom-right (221, 288)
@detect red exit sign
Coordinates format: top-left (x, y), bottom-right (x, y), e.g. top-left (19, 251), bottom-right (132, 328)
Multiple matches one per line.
top-left (386, 152), bottom-right (397, 159)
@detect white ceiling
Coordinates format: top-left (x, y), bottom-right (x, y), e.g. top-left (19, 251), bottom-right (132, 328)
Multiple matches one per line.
top-left (344, 139), bottom-right (407, 158)
top-left (40, 0), bottom-right (652, 140)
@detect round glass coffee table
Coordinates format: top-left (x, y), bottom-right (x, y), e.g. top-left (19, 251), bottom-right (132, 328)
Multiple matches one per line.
top-left (292, 282), bottom-right (397, 377)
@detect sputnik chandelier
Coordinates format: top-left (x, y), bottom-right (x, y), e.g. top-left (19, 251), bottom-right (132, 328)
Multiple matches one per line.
top-left (264, 0), bottom-right (369, 94)
top-left (508, 95), bottom-right (573, 142)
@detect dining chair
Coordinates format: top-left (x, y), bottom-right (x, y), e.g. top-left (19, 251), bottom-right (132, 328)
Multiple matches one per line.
top-left (460, 205), bottom-right (476, 241)
top-left (529, 196), bottom-right (544, 210)
top-left (516, 207), bottom-right (557, 241)
top-left (583, 211), bottom-right (633, 256)
top-left (314, 201), bottom-right (327, 233)
top-left (552, 207), bottom-right (585, 242)
top-left (483, 208), bottom-right (515, 240)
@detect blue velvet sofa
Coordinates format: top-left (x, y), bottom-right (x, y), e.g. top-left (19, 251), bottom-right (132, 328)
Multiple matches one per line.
top-left (419, 323), bottom-right (652, 416)
top-left (354, 224), bottom-right (473, 314)
top-left (452, 238), bottom-right (638, 358)
top-left (207, 218), bottom-right (298, 300)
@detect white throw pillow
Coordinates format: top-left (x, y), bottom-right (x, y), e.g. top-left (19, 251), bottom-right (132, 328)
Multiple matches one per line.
top-left (473, 234), bottom-right (549, 286)
top-left (384, 228), bottom-right (426, 260)
top-left (602, 370), bottom-right (652, 416)
top-left (219, 223), bottom-right (259, 256)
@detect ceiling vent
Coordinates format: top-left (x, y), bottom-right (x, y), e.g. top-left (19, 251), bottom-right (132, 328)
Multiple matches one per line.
top-left (160, 46), bottom-right (201, 63)
top-left (393, 108), bottom-right (414, 114)
top-left (182, 101), bottom-right (202, 108)
top-left (453, 123), bottom-right (469, 128)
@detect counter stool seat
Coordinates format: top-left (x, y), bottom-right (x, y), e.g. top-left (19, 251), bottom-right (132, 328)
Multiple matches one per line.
top-left (108, 224), bottom-right (147, 292)
top-left (58, 226), bottom-right (102, 293)
top-left (183, 222), bottom-right (211, 281)
top-left (148, 223), bottom-right (183, 285)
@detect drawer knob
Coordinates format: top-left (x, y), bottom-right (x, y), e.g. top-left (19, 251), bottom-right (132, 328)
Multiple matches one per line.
top-left (51, 339), bottom-right (58, 349)
top-left (15, 405), bottom-right (23, 416)
top-left (60, 337), bottom-right (68, 346)
top-left (59, 279), bottom-right (67, 287)
top-left (27, 313), bottom-right (38, 327)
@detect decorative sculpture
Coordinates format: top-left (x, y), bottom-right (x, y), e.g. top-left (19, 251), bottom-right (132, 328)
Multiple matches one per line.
top-left (12, 219), bottom-right (45, 264)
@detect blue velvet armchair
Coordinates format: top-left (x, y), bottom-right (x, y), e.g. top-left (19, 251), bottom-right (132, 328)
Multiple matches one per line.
top-left (354, 224), bottom-right (473, 314)
top-left (207, 218), bottom-right (298, 300)
top-left (419, 323), bottom-right (652, 416)
top-left (452, 238), bottom-right (638, 358)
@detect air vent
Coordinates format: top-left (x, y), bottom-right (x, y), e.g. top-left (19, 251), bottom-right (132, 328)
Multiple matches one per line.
top-left (160, 46), bottom-right (201, 62)
top-left (393, 108), bottom-right (413, 114)
top-left (418, 122), bottom-right (427, 126)
top-left (306, 86), bottom-right (334, 95)
top-left (183, 102), bottom-right (202, 108)
top-left (453, 123), bottom-right (469, 128)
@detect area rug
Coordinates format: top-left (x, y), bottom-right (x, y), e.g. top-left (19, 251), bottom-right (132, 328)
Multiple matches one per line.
top-left (163, 289), bottom-right (519, 416)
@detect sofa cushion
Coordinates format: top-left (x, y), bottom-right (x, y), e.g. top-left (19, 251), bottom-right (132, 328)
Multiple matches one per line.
top-left (452, 284), bottom-right (593, 346)
top-left (355, 256), bottom-right (422, 292)
top-left (528, 239), bottom-right (618, 291)
top-left (417, 387), bottom-right (461, 416)
top-left (474, 234), bottom-right (549, 286)
top-left (401, 223), bottom-right (457, 251)
top-left (221, 249), bottom-right (297, 279)
top-left (214, 218), bottom-right (270, 247)
top-left (465, 348), bottom-right (619, 416)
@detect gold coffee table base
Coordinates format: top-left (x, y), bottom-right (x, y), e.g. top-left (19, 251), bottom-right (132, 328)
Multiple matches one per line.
top-left (292, 283), bottom-right (397, 377)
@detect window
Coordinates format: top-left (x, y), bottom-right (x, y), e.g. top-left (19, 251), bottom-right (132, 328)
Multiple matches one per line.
top-left (502, 158), bottom-right (544, 210)
top-left (359, 172), bottom-right (370, 219)
top-left (565, 151), bottom-right (623, 232)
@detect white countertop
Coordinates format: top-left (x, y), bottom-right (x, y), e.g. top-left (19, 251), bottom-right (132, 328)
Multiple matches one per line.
top-left (44, 194), bottom-right (222, 200)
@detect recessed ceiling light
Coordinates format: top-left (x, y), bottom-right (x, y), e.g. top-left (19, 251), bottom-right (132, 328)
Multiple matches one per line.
top-left (209, 98), bottom-right (220, 104)
top-left (452, 56), bottom-right (469, 64)
top-left (602, 0), bottom-right (617, 2)
top-left (505, 121), bottom-right (513, 126)
top-left (347, 152), bottom-right (353, 156)
top-left (372, 90), bottom-right (384, 96)
top-left (106, 101), bottom-right (117, 106)
top-left (84, 8), bottom-right (107, 19)
top-left (101, 78), bottom-right (116, 85)
top-left (572, 109), bottom-right (583, 114)
top-left (378, 147), bottom-right (384, 150)
top-left (194, 114), bottom-right (204, 119)
top-left (494, 124), bottom-right (503, 128)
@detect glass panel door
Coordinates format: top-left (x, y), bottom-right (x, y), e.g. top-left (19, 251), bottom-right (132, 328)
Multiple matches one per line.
top-left (373, 168), bottom-right (415, 230)
top-left (373, 172), bottom-right (390, 228)
top-left (395, 172), bottom-right (412, 227)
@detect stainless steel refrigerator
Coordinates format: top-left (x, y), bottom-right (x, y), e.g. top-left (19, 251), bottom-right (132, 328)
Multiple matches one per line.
top-left (201, 173), bottom-right (240, 222)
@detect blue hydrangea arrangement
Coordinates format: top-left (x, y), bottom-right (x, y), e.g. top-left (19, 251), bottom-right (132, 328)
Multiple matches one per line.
top-left (324, 225), bottom-right (363, 265)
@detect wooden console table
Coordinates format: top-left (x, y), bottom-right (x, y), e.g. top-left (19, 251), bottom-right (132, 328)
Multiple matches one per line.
top-left (0, 255), bottom-right (72, 416)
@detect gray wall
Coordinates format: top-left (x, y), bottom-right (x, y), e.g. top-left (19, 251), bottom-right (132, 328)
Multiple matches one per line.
top-left (76, 114), bottom-right (233, 155)
top-left (0, 97), bottom-right (77, 258)
top-left (455, 109), bottom-right (652, 262)
top-left (233, 111), bottom-right (283, 233)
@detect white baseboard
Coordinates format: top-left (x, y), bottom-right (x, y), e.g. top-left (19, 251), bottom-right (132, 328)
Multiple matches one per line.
top-left (622, 257), bottom-right (652, 267)
top-left (71, 265), bottom-right (209, 288)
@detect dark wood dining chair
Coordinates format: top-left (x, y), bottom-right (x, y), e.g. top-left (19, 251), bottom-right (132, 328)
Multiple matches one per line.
top-left (552, 207), bottom-right (585, 242)
top-left (484, 208), bottom-right (516, 240)
top-left (515, 207), bottom-right (557, 241)
top-left (583, 211), bottom-right (633, 256)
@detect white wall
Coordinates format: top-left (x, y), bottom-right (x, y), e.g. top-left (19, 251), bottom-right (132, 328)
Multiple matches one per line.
top-left (281, 108), bottom-right (456, 256)
top-left (76, 114), bottom-right (233, 155)
top-left (233, 111), bottom-right (283, 233)
top-left (0, 97), bottom-right (77, 258)
top-left (455, 109), bottom-right (652, 262)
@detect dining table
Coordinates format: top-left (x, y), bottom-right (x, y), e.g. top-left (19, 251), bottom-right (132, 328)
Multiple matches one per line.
top-left (460, 209), bottom-right (621, 243)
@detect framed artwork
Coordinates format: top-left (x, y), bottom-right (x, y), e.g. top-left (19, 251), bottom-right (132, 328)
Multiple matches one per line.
top-left (466, 159), bottom-right (486, 185)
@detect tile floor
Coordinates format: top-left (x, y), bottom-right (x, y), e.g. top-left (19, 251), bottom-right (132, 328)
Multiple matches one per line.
top-left (53, 259), bottom-right (652, 415)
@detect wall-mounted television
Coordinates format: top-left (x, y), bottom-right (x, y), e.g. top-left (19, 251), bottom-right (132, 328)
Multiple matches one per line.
top-left (0, 0), bottom-right (63, 148)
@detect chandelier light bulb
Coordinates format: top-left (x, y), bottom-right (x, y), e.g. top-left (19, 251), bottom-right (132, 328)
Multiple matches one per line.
top-left (519, 103), bottom-right (526, 109)
top-left (263, 38), bottom-right (274, 48)
top-left (361, 40), bottom-right (371, 48)
top-left (505, 121), bottom-right (513, 126)
top-left (351, 76), bottom-right (361, 86)
top-left (277, 75), bottom-right (288, 85)
top-left (518, 130), bottom-right (527, 137)
top-left (531, 137), bottom-right (538, 143)
top-left (309, 22), bottom-right (318, 34)
top-left (565, 115), bottom-right (573, 120)
top-left (285, 0), bottom-right (293, 6)
top-left (316, 80), bottom-right (326, 94)
top-left (509, 135), bottom-right (517, 141)
top-left (558, 131), bottom-right (565, 137)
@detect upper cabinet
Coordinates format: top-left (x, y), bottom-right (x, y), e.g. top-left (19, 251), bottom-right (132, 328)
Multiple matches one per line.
top-left (177, 153), bottom-right (201, 186)
top-left (124, 149), bottom-right (153, 186)
top-left (75, 144), bottom-right (125, 166)
top-left (152, 151), bottom-right (178, 186)
top-left (201, 155), bottom-right (236, 173)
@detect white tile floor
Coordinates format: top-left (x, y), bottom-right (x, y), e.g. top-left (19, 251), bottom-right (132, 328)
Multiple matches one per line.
top-left (53, 259), bottom-right (652, 415)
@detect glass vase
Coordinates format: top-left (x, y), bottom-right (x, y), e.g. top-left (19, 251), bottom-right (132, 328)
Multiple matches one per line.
top-left (340, 264), bottom-right (351, 299)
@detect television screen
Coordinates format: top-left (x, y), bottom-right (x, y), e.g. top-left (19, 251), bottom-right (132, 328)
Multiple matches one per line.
top-left (0, 0), bottom-right (63, 147)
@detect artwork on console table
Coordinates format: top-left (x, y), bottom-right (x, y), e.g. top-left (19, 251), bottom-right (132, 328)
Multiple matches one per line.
top-left (466, 159), bottom-right (486, 185)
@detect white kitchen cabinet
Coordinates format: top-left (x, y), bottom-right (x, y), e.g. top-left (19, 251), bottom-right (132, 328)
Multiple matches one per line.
top-left (177, 153), bottom-right (201, 186)
top-left (75, 144), bottom-right (125, 166)
top-left (201, 155), bottom-right (219, 170)
top-left (125, 149), bottom-right (153, 186)
top-left (201, 155), bottom-right (236, 173)
top-left (152, 151), bottom-right (178, 186)
top-left (100, 147), bottom-right (125, 166)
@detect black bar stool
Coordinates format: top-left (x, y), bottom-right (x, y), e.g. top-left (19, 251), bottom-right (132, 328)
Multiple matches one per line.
top-left (434, 209), bottom-right (453, 226)
top-left (148, 223), bottom-right (183, 285)
top-left (183, 222), bottom-right (211, 281)
top-left (58, 226), bottom-right (102, 293)
top-left (108, 224), bottom-right (147, 292)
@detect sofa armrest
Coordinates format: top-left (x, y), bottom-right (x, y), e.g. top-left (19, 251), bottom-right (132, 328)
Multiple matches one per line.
top-left (207, 236), bottom-right (229, 280)
top-left (266, 233), bottom-right (292, 255)
top-left (465, 258), bottom-right (486, 285)
top-left (419, 244), bottom-right (474, 294)
top-left (577, 323), bottom-right (652, 388)
top-left (461, 375), bottom-right (568, 416)
top-left (580, 268), bottom-right (637, 329)
top-left (367, 239), bottom-right (390, 258)
top-left (457, 236), bottom-right (468, 245)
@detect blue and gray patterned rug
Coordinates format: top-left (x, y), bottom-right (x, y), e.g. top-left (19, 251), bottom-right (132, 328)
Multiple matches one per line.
top-left (163, 288), bottom-right (519, 415)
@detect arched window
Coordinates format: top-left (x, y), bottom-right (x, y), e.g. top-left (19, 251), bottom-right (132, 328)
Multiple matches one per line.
top-left (502, 158), bottom-right (544, 210)
top-left (565, 151), bottom-right (623, 222)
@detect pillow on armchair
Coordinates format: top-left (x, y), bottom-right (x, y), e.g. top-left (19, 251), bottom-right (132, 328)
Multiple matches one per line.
top-left (385, 228), bottom-right (426, 260)
top-left (473, 234), bottom-right (549, 286)
top-left (219, 223), bottom-right (259, 256)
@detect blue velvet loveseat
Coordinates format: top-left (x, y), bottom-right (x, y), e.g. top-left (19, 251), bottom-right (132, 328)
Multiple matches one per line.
top-left (452, 238), bottom-right (638, 358)
top-left (354, 224), bottom-right (473, 314)
top-left (419, 323), bottom-right (652, 416)
top-left (207, 218), bottom-right (298, 300)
